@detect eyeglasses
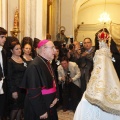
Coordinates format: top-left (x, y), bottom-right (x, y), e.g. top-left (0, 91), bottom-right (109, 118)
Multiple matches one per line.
top-left (0, 35), bottom-right (6, 39)
top-left (83, 42), bottom-right (91, 44)
top-left (44, 46), bottom-right (56, 50)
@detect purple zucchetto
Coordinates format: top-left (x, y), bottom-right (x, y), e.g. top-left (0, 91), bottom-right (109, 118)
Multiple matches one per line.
top-left (37, 39), bottom-right (49, 48)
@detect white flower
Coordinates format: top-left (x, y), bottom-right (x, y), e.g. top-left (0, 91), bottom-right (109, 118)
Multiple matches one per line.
top-left (112, 57), bottom-right (115, 62)
top-left (24, 62), bottom-right (27, 67)
top-left (56, 60), bottom-right (60, 65)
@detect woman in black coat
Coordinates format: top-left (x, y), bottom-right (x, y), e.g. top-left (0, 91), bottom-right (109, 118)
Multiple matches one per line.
top-left (7, 41), bottom-right (27, 120)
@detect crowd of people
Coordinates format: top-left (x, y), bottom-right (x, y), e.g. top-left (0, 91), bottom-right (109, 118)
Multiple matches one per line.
top-left (0, 26), bottom-right (120, 120)
top-left (0, 27), bottom-right (42, 120)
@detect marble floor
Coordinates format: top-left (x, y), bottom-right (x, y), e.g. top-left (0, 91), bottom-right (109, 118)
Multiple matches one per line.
top-left (58, 109), bottom-right (74, 120)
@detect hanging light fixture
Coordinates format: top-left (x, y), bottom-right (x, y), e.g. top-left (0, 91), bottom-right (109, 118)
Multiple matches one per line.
top-left (98, 0), bottom-right (111, 23)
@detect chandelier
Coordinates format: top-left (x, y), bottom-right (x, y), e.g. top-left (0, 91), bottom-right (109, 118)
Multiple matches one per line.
top-left (98, 0), bottom-right (111, 23)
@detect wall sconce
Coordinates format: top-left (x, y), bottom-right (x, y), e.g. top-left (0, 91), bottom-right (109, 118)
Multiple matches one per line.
top-left (98, 0), bottom-right (111, 23)
top-left (11, 9), bottom-right (20, 37)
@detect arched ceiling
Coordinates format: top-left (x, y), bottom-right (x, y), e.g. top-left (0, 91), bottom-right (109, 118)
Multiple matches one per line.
top-left (73, 0), bottom-right (120, 28)
top-left (76, 0), bottom-right (120, 9)
top-left (79, 0), bottom-right (120, 11)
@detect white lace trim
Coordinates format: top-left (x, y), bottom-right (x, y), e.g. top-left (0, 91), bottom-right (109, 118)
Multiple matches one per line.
top-left (0, 79), bottom-right (4, 94)
top-left (99, 41), bottom-right (108, 49)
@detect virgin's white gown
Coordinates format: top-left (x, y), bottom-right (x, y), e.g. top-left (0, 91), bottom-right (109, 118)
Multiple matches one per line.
top-left (74, 42), bottom-right (120, 120)
top-left (74, 93), bottom-right (120, 120)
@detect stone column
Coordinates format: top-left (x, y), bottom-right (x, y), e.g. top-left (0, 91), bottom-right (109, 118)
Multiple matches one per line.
top-left (19, 0), bottom-right (25, 41)
top-left (25, 0), bottom-right (31, 36)
top-left (36, 0), bottom-right (47, 39)
top-left (1, 0), bottom-right (7, 29)
top-left (25, 0), bottom-right (47, 40)
top-left (0, 0), bottom-right (1, 26)
top-left (30, 0), bottom-right (36, 39)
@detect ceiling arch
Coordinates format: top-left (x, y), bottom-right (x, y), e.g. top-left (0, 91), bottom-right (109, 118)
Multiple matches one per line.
top-left (73, 0), bottom-right (120, 29)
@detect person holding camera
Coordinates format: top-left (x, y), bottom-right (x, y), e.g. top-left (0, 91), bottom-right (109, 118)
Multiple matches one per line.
top-left (57, 56), bottom-right (81, 112)
top-left (67, 44), bottom-right (76, 62)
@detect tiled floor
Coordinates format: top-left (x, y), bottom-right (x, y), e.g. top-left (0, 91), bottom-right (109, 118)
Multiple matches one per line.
top-left (58, 109), bottom-right (74, 120)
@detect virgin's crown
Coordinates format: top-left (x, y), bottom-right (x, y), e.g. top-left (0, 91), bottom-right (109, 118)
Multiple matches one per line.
top-left (98, 31), bottom-right (109, 41)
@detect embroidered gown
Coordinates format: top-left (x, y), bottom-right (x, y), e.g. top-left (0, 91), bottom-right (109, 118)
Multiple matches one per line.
top-left (74, 41), bottom-right (120, 120)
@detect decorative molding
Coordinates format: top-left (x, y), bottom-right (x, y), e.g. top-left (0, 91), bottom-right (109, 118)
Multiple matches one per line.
top-left (77, 23), bottom-right (111, 31)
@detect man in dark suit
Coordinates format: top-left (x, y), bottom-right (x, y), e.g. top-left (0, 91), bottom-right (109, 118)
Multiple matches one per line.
top-left (0, 27), bottom-right (7, 120)
top-left (80, 38), bottom-right (95, 95)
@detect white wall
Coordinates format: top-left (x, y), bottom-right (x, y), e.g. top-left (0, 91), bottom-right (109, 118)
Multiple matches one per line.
top-left (76, 3), bottom-right (120, 43)
top-left (61, 0), bottom-right (74, 37)
top-left (8, 0), bottom-right (19, 36)
top-left (0, 0), bottom-right (47, 41)
top-left (78, 4), bottom-right (120, 24)
top-left (0, 0), bottom-right (2, 26)
top-left (0, 0), bottom-right (8, 29)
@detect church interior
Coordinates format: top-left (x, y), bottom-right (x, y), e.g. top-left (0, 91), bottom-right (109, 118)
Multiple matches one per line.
top-left (0, 0), bottom-right (120, 120)
top-left (0, 0), bottom-right (120, 44)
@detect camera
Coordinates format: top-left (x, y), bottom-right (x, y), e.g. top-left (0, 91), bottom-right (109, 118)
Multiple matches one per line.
top-left (69, 44), bottom-right (75, 50)
top-left (65, 71), bottom-right (71, 84)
